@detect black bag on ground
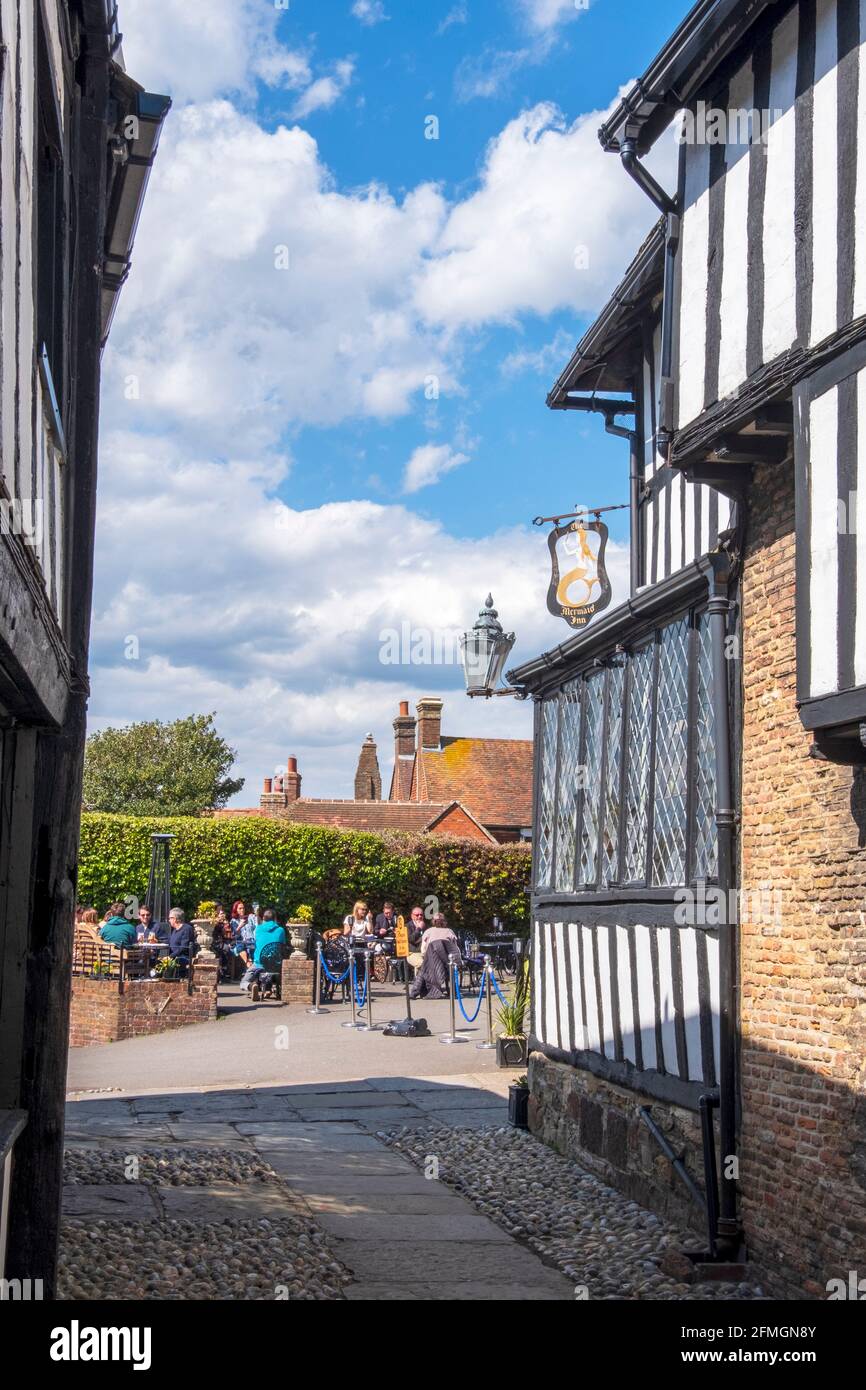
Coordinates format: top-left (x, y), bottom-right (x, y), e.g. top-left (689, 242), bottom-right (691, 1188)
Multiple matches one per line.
top-left (382, 1017), bottom-right (430, 1037)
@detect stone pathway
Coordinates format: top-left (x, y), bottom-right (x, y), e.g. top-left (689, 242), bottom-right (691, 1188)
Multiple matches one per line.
top-left (61, 1078), bottom-right (573, 1301)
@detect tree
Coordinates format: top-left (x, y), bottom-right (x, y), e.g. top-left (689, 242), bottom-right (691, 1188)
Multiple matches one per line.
top-left (82, 714), bottom-right (244, 816)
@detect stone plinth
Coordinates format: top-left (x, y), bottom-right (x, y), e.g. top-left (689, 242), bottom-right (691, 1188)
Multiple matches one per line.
top-left (281, 955), bottom-right (315, 1005)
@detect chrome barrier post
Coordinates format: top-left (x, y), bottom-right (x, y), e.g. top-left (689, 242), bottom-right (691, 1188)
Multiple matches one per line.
top-left (342, 949), bottom-right (363, 1029)
top-left (439, 954), bottom-right (468, 1044)
top-left (358, 949), bottom-right (378, 1032)
top-left (306, 942), bottom-right (328, 1015)
top-left (476, 955), bottom-right (496, 1050)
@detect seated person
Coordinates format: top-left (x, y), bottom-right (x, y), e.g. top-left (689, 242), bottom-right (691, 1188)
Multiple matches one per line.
top-left (343, 901), bottom-right (372, 942)
top-left (166, 907), bottom-right (195, 973)
top-left (98, 903), bottom-right (137, 948)
top-left (136, 905), bottom-right (168, 945)
top-left (240, 910), bottom-right (287, 997)
top-left (374, 902), bottom-right (398, 937)
top-left (410, 914), bottom-right (461, 999)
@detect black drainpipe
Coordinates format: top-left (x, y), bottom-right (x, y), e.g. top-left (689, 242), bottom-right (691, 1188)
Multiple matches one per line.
top-left (619, 141), bottom-right (680, 455)
top-left (550, 395), bottom-right (640, 596)
top-left (702, 545), bottom-right (742, 1260)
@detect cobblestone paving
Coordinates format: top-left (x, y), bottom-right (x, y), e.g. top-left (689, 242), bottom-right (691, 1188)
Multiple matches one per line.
top-left (379, 1122), bottom-right (767, 1301)
top-left (58, 1146), bottom-right (353, 1301)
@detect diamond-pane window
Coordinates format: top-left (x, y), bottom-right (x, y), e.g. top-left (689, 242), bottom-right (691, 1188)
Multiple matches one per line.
top-left (693, 613), bottom-right (718, 879)
top-left (601, 661), bottom-right (624, 884)
top-left (652, 616), bottom-right (689, 885)
top-left (555, 682), bottom-right (582, 892)
top-left (577, 674), bottom-right (604, 885)
top-left (624, 643), bottom-right (653, 882)
top-left (535, 698), bottom-right (559, 888)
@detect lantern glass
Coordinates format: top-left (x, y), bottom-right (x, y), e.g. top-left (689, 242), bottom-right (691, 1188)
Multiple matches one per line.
top-left (460, 596), bottom-right (515, 696)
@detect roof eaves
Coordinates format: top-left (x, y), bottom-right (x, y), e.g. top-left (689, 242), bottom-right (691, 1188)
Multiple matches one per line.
top-left (597, 0), bottom-right (778, 156)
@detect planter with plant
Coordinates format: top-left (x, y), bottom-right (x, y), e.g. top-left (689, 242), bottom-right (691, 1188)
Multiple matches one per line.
top-left (508, 1073), bottom-right (530, 1129)
top-left (287, 903), bottom-right (314, 958)
top-left (192, 900), bottom-right (219, 955)
top-left (155, 955), bottom-right (181, 981)
top-left (495, 958), bottom-right (530, 1068)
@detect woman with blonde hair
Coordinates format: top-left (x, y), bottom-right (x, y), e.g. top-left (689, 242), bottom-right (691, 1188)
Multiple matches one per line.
top-left (343, 900), bottom-right (372, 942)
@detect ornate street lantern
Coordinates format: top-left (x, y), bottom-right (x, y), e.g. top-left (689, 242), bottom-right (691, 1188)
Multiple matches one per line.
top-left (460, 595), bottom-right (516, 698)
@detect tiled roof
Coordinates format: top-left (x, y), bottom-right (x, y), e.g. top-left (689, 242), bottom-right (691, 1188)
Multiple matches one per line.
top-left (215, 799), bottom-right (495, 841)
top-left (417, 737), bottom-right (534, 830)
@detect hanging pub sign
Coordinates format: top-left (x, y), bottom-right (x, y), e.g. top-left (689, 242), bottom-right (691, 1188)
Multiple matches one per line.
top-left (534, 506), bottom-right (620, 630)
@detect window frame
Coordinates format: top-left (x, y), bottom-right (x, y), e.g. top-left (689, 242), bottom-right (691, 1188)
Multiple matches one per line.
top-left (532, 600), bottom-right (719, 899)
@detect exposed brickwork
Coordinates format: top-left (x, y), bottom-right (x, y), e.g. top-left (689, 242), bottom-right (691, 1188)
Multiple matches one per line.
top-left (354, 734), bottom-right (382, 801)
top-left (739, 461), bottom-right (866, 1297)
top-left (280, 955), bottom-right (315, 1005)
top-left (69, 958), bottom-right (219, 1047)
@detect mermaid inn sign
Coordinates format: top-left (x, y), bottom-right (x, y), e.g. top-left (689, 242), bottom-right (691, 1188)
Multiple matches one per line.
top-left (538, 508), bottom-right (616, 630)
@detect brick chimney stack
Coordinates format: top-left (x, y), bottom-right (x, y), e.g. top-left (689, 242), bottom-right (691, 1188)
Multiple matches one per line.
top-left (354, 733), bottom-right (382, 802)
top-left (283, 756), bottom-right (302, 802)
top-left (393, 700), bottom-right (416, 759)
top-left (417, 697), bottom-right (443, 751)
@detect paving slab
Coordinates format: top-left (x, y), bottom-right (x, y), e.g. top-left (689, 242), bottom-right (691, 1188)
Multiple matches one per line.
top-left (263, 1151), bottom-right (415, 1180)
top-left (246, 1132), bottom-right (385, 1154)
top-left (166, 1123), bottom-right (254, 1146)
top-left (294, 1106), bottom-right (418, 1125)
top-left (64, 1101), bottom-right (135, 1121)
top-left (64, 1126), bottom-right (174, 1147)
top-left (156, 1183), bottom-right (301, 1222)
top-left (330, 1240), bottom-right (572, 1289)
top-left (62, 1185), bottom-right (162, 1220)
top-left (288, 1174), bottom-right (441, 1198)
top-left (315, 1212), bottom-right (512, 1243)
top-left (403, 1088), bottom-right (507, 1110)
top-left (290, 1091), bottom-right (415, 1109)
top-left (344, 1282), bottom-right (570, 1301)
top-left (303, 1188), bottom-right (466, 1216)
top-left (235, 1121), bottom-right (362, 1138)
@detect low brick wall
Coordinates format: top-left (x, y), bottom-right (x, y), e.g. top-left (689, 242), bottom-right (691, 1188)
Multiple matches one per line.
top-left (281, 954), bottom-right (315, 1005)
top-left (69, 957), bottom-right (219, 1046)
top-left (528, 1051), bottom-right (706, 1237)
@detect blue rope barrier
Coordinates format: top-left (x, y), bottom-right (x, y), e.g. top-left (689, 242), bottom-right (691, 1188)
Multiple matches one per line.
top-left (489, 972), bottom-right (508, 1005)
top-left (452, 962), bottom-right (485, 1023)
top-left (320, 953), bottom-right (351, 984)
top-left (352, 955), bottom-right (368, 1009)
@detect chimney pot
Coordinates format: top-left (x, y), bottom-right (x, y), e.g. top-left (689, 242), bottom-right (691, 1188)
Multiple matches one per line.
top-left (264, 778), bottom-right (273, 794)
top-left (399, 700), bottom-right (409, 717)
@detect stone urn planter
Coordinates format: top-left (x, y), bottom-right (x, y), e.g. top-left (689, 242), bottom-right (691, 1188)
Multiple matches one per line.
top-left (192, 918), bottom-right (216, 957)
top-left (287, 921), bottom-right (312, 959)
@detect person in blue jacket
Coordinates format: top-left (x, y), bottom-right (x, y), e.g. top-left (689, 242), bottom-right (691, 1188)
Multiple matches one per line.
top-left (240, 910), bottom-right (286, 999)
top-left (98, 904), bottom-right (137, 948)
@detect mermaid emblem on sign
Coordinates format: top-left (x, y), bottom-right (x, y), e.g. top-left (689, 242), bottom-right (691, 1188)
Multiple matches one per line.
top-left (546, 515), bottom-right (612, 628)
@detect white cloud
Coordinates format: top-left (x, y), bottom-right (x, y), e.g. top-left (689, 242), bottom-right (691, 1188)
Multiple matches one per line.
top-left (515, 0), bottom-right (590, 32)
top-left (402, 443), bottom-right (470, 494)
top-left (438, 4), bottom-right (469, 35)
top-left (500, 327), bottom-right (574, 378)
top-left (90, 433), bottom-right (629, 799)
top-left (454, 42), bottom-right (551, 102)
top-left (117, 0), bottom-right (306, 103)
top-left (352, 0), bottom-right (389, 25)
top-left (413, 100), bottom-right (677, 329)
top-left (291, 60), bottom-right (356, 118)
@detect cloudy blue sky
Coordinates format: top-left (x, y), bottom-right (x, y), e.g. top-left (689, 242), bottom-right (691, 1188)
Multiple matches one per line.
top-left (92, 0), bottom-right (684, 802)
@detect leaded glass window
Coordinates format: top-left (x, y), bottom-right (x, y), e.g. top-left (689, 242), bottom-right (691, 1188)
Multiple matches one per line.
top-left (535, 698), bottom-right (559, 889)
top-left (623, 643), bottom-right (653, 882)
top-left (533, 605), bottom-right (720, 893)
top-left (577, 674), bottom-right (604, 884)
top-left (554, 681), bottom-right (582, 892)
top-left (601, 659), bottom-right (625, 884)
top-left (651, 617), bottom-right (689, 885)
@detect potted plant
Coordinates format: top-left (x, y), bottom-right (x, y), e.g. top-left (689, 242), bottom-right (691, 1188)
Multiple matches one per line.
top-left (508, 1074), bottom-right (530, 1130)
top-left (287, 903), bottom-right (314, 958)
top-left (155, 955), bottom-right (181, 981)
top-left (192, 900), bottom-right (219, 955)
top-left (495, 958), bottom-right (530, 1068)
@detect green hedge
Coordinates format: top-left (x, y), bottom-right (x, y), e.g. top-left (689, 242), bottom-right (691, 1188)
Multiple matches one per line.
top-left (77, 813), bottom-right (531, 934)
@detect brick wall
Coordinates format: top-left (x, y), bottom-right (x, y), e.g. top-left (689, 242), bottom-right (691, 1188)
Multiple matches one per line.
top-left (69, 957), bottom-right (219, 1047)
top-left (739, 461), bottom-right (866, 1296)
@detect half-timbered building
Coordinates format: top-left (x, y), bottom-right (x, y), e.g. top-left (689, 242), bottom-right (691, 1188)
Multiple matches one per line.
top-left (511, 0), bottom-right (866, 1295)
top-left (0, 2), bottom-right (168, 1293)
